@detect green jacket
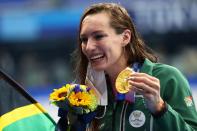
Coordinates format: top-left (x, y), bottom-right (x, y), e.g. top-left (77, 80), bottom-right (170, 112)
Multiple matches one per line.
top-left (96, 59), bottom-right (197, 131)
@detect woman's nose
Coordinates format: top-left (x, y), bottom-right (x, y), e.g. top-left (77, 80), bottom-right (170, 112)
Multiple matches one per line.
top-left (85, 39), bottom-right (96, 52)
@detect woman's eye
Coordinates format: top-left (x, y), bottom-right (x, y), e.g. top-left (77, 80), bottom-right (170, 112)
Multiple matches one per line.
top-left (94, 34), bottom-right (105, 40)
top-left (80, 37), bottom-right (87, 43)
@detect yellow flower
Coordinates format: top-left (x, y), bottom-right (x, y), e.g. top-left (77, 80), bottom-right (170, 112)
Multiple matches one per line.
top-left (49, 84), bottom-right (74, 101)
top-left (68, 92), bottom-right (92, 107)
top-left (80, 85), bottom-right (88, 91)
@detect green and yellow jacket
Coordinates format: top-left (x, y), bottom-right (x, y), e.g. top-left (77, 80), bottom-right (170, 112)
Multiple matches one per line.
top-left (96, 59), bottom-right (197, 131)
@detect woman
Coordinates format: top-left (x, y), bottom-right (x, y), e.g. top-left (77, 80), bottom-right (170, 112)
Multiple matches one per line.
top-left (57, 3), bottom-right (197, 131)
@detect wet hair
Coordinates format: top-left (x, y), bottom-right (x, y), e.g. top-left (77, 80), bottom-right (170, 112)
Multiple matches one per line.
top-left (72, 3), bottom-right (158, 84)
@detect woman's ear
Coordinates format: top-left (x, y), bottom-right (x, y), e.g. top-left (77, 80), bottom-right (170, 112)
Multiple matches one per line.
top-left (122, 29), bottom-right (131, 47)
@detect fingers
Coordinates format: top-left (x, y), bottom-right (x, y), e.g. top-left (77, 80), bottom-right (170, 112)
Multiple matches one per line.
top-left (126, 72), bottom-right (160, 98)
top-left (127, 73), bottom-right (160, 90)
top-left (131, 72), bottom-right (159, 82)
top-left (130, 81), bottom-right (157, 95)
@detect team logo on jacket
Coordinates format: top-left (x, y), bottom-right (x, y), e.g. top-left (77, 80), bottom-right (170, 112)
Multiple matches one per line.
top-left (184, 96), bottom-right (193, 107)
top-left (129, 110), bottom-right (145, 128)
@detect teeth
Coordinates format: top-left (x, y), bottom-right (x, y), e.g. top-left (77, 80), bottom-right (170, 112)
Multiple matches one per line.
top-left (90, 54), bottom-right (104, 60)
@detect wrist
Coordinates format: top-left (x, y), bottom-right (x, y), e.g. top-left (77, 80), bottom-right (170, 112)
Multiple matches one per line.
top-left (151, 100), bottom-right (168, 118)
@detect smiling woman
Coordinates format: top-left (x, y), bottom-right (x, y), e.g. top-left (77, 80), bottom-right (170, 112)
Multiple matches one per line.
top-left (56, 2), bottom-right (197, 131)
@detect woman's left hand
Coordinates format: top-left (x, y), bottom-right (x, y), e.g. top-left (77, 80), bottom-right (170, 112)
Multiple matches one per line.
top-left (127, 72), bottom-right (164, 114)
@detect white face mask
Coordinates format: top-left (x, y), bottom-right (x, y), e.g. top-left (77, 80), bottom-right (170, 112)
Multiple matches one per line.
top-left (85, 63), bottom-right (108, 106)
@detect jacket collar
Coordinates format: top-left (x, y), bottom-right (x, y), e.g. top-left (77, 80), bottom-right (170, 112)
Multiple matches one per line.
top-left (140, 58), bottom-right (154, 76)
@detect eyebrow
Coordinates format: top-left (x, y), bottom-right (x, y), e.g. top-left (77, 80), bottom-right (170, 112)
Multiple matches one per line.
top-left (80, 30), bottom-right (104, 38)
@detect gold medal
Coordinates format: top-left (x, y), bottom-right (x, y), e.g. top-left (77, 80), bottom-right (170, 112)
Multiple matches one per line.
top-left (115, 67), bottom-right (133, 93)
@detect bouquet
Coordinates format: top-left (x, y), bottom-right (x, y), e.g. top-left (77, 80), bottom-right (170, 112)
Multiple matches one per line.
top-left (49, 84), bottom-right (98, 130)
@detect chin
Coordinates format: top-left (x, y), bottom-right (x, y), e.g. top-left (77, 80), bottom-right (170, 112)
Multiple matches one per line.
top-left (91, 64), bottom-right (107, 71)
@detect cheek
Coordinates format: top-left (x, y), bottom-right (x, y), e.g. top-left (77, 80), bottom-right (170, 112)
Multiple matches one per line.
top-left (112, 48), bottom-right (122, 58)
top-left (108, 43), bottom-right (123, 55)
top-left (109, 48), bottom-right (123, 62)
top-left (81, 44), bottom-right (86, 55)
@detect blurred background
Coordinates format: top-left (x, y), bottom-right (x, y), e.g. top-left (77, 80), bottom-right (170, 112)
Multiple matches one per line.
top-left (0, 0), bottom-right (197, 122)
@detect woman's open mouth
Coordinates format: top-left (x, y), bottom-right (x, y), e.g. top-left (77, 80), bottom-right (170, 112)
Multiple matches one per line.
top-left (90, 54), bottom-right (105, 62)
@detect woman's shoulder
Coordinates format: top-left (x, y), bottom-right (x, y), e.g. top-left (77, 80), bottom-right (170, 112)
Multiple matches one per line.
top-left (152, 62), bottom-right (188, 83)
top-left (142, 59), bottom-right (183, 77)
top-left (141, 59), bottom-right (188, 84)
top-left (153, 62), bottom-right (181, 75)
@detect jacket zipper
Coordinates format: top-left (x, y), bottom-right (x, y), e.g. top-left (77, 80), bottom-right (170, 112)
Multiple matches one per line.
top-left (119, 101), bottom-right (128, 131)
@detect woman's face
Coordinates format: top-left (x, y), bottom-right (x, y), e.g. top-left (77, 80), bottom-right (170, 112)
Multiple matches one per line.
top-left (80, 12), bottom-right (129, 72)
